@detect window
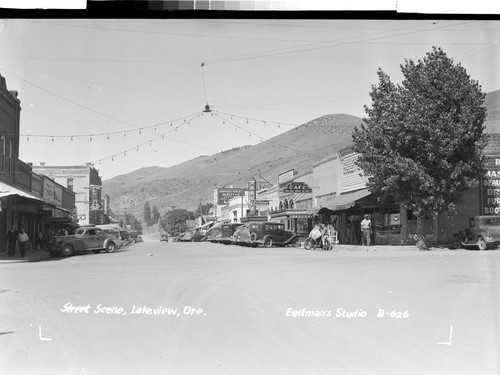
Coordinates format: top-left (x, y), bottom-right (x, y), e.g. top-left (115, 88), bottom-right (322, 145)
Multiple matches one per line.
top-left (0, 135), bottom-right (5, 172)
top-left (67, 177), bottom-right (74, 191)
top-left (8, 139), bottom-right (13, 174)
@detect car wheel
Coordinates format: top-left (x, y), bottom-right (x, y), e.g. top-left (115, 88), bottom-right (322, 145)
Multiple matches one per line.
top-left (106, 242), bottom-right (116, 253)
top-left (249, 232), bottom-right (258, 243)
top-left (61, 245), bottom-right (74, 257)
top-left (263, 236), bottom-right (273, 248)
top-left (93, 250), bottom-right (101, 254)
top-left (291, 239), bottom-right (300, 247)
top-left (477, 236), bottom-right (488, 251)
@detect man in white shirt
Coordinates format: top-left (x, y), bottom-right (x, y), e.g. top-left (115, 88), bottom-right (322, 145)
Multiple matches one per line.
top-left (360, 215), bottom-right (372, 246)
top-left (18, 229), bottom-right (29, 258)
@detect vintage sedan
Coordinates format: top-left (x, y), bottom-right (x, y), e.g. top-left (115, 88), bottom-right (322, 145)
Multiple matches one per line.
top-left (218, 223), bottom-right (243, 245)
top-left (51, 227), bottom-right (120, 257)
top-left (453, 215), bottom-right (500, 250)
top-left (247, 221), bottom-right (300, 248)
top-left (205, 222), bottom-right (223, 243)
top-left (231, 223), bottom-right (251, 246)
top-left (180, 229), bottom-right (205, 242)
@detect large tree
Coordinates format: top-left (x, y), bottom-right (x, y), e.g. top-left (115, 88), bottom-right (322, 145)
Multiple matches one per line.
top-left (151, 205), bottom-right (161, 224)
top-left (143, 201), bottom-right (152, 226)
top-left (160, 208), bottom-right (195, 235)
top-left (352, 47), bottom-right (488, 242)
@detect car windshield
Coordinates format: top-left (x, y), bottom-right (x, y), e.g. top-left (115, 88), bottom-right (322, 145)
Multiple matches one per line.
top-left (481, 217), bottom-right (500, 225)
top-left (75, 229), bottom-right (86, 236)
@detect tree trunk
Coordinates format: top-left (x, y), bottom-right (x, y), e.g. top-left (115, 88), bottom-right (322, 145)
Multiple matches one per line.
top-left (416, 212), bottom-right (428, 250)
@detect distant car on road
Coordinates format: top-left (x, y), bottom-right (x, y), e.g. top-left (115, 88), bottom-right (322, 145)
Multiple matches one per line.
top-left (453, 215), bottom-right (500, 250)
top-left (160, 234), bottom-right (169, 242)
top-left (51, 227), bottom-right (120, 257)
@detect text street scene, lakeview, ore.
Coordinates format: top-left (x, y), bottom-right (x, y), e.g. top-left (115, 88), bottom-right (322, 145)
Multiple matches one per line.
top-left (1, 13), bottom-right (500, 375)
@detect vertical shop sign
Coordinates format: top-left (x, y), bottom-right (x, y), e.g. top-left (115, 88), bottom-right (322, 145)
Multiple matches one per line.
top-left (482, 156), bottom-right (500, 215)
top-left (248, 179), bottom-right (257, 215)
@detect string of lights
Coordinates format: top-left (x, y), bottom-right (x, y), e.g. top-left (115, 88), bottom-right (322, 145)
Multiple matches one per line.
top-left (21, 110), bottom-right (204, 142)
top-left (89, 111), bottom-right (204, 165)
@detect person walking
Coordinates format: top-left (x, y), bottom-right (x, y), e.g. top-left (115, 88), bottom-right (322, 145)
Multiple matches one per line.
top-left (360, 214), bottom-right (372, 246)
top-left (18, 228), bottom-right (29, 258)
top-left (6, 225), bottom-right (18, 257)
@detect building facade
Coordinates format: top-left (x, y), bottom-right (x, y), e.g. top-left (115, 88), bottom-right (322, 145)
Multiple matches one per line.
top-left (32, 163), bottom-right (103, 226)
top-left (0, 74), bottom-right (76, 250)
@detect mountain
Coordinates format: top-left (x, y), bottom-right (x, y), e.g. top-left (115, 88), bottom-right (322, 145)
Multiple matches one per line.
top-left (103, 90), bottom-right (500, 218)
top-left (103, 113), bottom-right (363, 217)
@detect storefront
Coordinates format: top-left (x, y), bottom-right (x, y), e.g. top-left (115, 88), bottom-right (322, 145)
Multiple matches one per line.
top-left (0, 181), bottom-right (45, 251)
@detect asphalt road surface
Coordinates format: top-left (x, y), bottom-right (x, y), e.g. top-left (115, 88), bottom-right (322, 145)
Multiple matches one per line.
top-left (1, 239), bottom-right (499, 375)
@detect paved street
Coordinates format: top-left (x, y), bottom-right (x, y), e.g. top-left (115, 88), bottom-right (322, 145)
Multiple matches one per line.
top-left (1, 239), bottom-right (499, 375)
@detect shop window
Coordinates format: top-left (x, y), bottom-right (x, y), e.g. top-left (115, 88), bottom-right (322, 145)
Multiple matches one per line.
top-left (0, 135), bottom-right (5, 172)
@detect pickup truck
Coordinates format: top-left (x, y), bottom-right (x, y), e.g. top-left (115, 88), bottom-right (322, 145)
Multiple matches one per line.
top-left (51, 227), bottom-right (120, 257)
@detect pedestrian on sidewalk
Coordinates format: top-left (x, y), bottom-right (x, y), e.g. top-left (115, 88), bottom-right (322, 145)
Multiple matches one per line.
top-left (18, 229), bottom-right (29, 258)
top-left (6, 225), bottom-right (18, 257)
top-left (360, 214), bottom-right (372, 246)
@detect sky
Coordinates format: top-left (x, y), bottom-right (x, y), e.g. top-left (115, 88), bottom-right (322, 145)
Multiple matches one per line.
top-left (0, 16), bottom-right (499, 180)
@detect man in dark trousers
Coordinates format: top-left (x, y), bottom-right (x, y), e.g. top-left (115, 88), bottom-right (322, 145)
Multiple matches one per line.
top-left (6, 224), bottom-right (18, 257)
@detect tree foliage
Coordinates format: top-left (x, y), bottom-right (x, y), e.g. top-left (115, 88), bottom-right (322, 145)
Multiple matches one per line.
top-left (143, 201), bottom-right (152, 226)
top-left (352, 47), bottom-right (487, 218)
top-left (160, 208), bottom-right (195, 235)
top-left (151, 205), bottom-right (161, 224)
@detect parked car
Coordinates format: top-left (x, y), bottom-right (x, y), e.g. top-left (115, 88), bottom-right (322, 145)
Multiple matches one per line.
top-left (51, 227), bottom-right (120, 257)
top-left (160, 234), bottom-right (169, 242)
top-left (180, 229), bottom-right (205, 242)
top-left (247, 221), bottom-right (300, 248)
top-left (206, 222), bottom-right (223, 243)
top-left (231, 223), bottom-right (251, 246)
top-left (218, 223), bottom-right (243, 244)
top-left (453, 215), bottom-right (500, 250)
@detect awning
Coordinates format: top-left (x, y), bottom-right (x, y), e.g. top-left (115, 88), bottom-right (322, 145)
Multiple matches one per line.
top-left (323, 188), bottom-right (372, 211)
top-left (0, 181), bottom-right (44, 202)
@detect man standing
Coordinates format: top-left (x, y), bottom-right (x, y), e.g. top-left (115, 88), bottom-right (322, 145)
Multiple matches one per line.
top-left (18, 228), bottom-right (29, 258)
top-left (6, 225), bottom-right (18, 257)
top-left (360, 214), bottom-right (372, 246)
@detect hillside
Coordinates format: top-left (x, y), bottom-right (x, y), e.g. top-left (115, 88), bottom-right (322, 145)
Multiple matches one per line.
top-left (103, 113), bottom-right (362, 217)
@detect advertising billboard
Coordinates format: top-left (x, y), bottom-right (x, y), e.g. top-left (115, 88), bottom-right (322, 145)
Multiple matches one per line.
top-left (217, 188), bottom-right (246, 205)
top-left (482, 155), bottom-right (500, 215)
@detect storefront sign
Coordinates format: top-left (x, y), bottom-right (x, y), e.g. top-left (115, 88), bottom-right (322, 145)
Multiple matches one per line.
top-left (255, 200), bottom-right (270, 205)
top-left (248, 179), bottom-right (257, 215)
top-left (283, 182), bottom-right (312, 193)
top-left (278, 169), bottom-right (296, 185)
top-left (482, 156), bottom-right (500, 214)
top-left (43, 177), bottom-right (63, 206)
top-left (217, 188), bottom-right (246, 205)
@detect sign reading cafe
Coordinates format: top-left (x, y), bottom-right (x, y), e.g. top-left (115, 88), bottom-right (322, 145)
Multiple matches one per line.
top-left (482, 156), bottom-right (500, 215)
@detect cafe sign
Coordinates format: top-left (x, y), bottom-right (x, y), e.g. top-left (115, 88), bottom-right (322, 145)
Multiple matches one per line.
top-left (283, 182), bottom-right (312, 193)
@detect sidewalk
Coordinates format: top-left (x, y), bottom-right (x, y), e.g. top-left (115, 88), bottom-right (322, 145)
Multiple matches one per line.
top-left (319, 244), bottom-right (453, 252)
top-left (0, 249), bottom-right (51, 263)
